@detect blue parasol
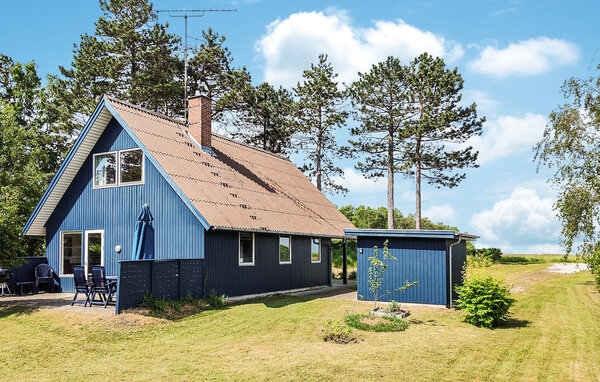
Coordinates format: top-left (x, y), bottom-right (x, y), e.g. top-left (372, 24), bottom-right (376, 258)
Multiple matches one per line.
top-left (131, 203), bottom-right (155, 260)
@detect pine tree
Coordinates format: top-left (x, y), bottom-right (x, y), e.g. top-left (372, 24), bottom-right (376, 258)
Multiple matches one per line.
top-left (347, 57), bottom-right (412, 228)
top-left (403, 53), bottom-right (484, 228)
top-left (294, 54), bottom-right (348, 193)
top-left (231, 82), bottom-right (296, 155)
top-left (45, 0), bottom-right (183, 139)
top-left (187, 28), bottom-right (252, 123)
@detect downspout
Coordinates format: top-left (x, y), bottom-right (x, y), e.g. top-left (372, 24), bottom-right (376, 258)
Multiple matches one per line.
top-left (448, 236), bottom-right (463, 308)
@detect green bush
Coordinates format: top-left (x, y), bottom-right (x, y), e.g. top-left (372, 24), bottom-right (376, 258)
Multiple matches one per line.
top-left (467, 255), bottom-right (494, 268)
top-left (322, 320), bottom-right (356, 344)
top-left (455, 277), bottom-right (515, 328)
top-left (345, 313), bottom-right (409, 332)
top-left (467, 247), bottom-right (503, 267)
top-left (205, 290), bottom-right (228, 308)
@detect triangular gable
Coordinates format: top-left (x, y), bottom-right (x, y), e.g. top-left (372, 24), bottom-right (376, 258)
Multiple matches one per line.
top-left (24, 97), bottom-right (210, 236)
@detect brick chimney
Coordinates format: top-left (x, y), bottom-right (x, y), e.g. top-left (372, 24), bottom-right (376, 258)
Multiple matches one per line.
top-left (187, 95), bottom-right (212, 148)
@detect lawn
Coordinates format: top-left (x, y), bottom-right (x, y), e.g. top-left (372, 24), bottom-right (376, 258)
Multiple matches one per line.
top-left (1, 263), bottom-right (599, 381)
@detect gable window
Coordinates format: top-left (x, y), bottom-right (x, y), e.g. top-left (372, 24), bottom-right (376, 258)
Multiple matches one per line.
top-left (311, 238), bottom-right (321, 263)
top-left (279, 236), bottom-right (291, 264)
top-left (239, 232), bottom-right (255, 265)
top-left (93, 152), bottom-right (117, 187)
top-left (119, 148), bottom-right (144, 185)
top-left (61, 231), bottom-right (82, 275)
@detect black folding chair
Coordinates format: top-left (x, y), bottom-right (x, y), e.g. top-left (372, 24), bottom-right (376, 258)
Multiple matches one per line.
top-left (89, 266), bottom-right (115, 308)
top-left (71, 266), bottom-right (92, 306)
top-left (35, 264), bottom-right (55, 293)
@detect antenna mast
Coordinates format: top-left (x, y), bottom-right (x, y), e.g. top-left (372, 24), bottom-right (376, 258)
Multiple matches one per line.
top-left (157, 8), bottom-right (236, 123)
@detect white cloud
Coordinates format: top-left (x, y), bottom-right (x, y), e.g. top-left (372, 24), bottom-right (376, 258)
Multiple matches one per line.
top-left (467, 113), bottom-right (547, 164)
top-left (423, 204), bottom-right (455, 222)
top-left (256, 11), bottom-right (464, 88)
top-left (461, 90), bottom-right (501, 117)
top-left (334, 167), bottom-right (385, 193)
top-left (471, 187), bottom-right (560, 253)
top-left (469, 37), bottom-right (580, 77)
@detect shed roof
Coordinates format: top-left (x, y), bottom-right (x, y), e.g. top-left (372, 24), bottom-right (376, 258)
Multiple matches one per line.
top-left (344, 229), bottom-right (478, 240)
top-left (24, 96), bottom-right (354, 238)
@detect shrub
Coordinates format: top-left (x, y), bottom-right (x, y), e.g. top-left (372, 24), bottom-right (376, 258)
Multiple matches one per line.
top-left (467, 247), bottom-right (503, 267)
top-left (467, 255), bottom-right (494, 268)
top-left (345, 313), bottom-right (409, 332)
top-left (205, 290), bottom-right (228, 308)
top-left (322, 320), bottom-right (356, 344)
top-left (585, 250), bottom-right (600, 290)
top-left (348, 270), bottom-right (357, 280)
top-left (455, 277), bottom-right (515, 328)
top-left (138, 293), bottom-right (202, 315)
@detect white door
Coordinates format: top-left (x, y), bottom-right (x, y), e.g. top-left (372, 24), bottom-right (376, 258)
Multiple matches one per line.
top-left (84, 230), bottom-right (104, 276)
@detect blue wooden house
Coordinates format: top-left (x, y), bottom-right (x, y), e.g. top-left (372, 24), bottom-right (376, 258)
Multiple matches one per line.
top-left (24, 96), bottom-right (354, 297)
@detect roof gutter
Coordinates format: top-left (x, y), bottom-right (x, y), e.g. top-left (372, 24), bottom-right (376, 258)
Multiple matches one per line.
top-left (211, 225), bottom-right (346, 239)
top-left (448, 236), bottom-right (463, 309)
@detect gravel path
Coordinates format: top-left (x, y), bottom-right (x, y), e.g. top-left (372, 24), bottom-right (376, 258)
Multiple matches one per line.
top-left (544, 263), bottom-right (590, 274)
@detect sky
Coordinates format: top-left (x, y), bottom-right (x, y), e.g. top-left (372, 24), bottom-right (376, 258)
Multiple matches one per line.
top-left (1, 0), bottom-right (598, 254)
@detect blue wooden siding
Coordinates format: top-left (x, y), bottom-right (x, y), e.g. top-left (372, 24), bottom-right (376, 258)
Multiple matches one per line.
top-left (45, 118), bottom-right (205, 292)
top-left (204, 230), bottom-right (331, 297)
top-left (356, 237), bottom-right (448, 305)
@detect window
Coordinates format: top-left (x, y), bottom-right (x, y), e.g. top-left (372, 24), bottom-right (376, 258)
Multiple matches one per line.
top-left (311, 238), bottom-right (321, 263)
top-left (119, 149), bottom-right (144, 185)
top-left (61, 232), bottom-right (82, 275)
top-left (93, 152), bottom-right (117, 187)
top-left (93, 149), bottom-right (144, 188)
top-left (279, 236), bottom-right (291, 264)
top-left (239, 232), bottom-right (254, 265)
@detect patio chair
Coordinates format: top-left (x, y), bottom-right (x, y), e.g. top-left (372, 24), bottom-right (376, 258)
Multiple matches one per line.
top-left (71, 266), bottom-right (92, 306)
top-left (35, 264), bottom-right (55, 293)
top-left (89, 266), bottom-right (115, 308)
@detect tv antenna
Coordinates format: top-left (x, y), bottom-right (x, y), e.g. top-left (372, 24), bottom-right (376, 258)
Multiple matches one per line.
top-left (157, 8), bottom-right (236, 123)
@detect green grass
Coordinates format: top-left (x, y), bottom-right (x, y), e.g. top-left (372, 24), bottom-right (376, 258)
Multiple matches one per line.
top-left (1, 263), bottom-right (599, 381)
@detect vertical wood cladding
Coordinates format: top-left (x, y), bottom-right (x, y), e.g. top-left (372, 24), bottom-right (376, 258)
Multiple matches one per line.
top-left (204, 230), bottom-right (331, 297)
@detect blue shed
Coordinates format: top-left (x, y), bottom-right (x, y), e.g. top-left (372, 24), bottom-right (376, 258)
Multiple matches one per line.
top-left (344, 229), bottom-right (477, 307)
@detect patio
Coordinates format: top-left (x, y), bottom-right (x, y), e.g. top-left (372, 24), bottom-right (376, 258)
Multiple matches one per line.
top-left (0, 293), bottom-right (115, 315)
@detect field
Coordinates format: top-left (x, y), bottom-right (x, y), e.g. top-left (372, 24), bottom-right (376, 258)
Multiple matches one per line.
top-left (1, 263), bottom-right (599, 381)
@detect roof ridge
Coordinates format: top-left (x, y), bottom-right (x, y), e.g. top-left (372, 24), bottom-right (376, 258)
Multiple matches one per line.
top-left (211, 133), bottom-right (290, 161)
top-left (105, 95), bottom-right (291, 162)
top-left (104, 95), bottom-right (187, 127)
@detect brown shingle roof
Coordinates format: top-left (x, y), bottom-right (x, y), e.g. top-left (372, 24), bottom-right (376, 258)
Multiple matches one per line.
top-left (108, 97), bottom-right (354, 238)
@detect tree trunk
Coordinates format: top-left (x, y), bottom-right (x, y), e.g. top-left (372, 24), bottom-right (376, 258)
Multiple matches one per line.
top-left (316, 108), bottom-right (322, 191)
top-left (415, 137), bottom-right (422, 229)
top-left (387, 128), bottom-right (395, 229)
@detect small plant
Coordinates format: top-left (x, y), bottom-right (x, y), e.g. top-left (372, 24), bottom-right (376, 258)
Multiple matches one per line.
top-left (322, 320), bottom-right (357, 344)
top-left (205, 290), bottom-right (228, 308)
top-left (383, 300), bottom-right (401, 313)
top-left (345, 313), bottom-right (409, 332)
top-left (348, 270), bottom-right (357, 280)
top-left (455, 276), bottom-right (515, 328)
top-left (138, 293), bottom-right (202, 315)
top-left (367, 240), bottom-right (419, 311)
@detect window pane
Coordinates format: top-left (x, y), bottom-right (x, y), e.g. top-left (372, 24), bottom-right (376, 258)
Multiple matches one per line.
top-left (311, 238), bottom-right (320, 262)
top-left (239, 233), bottom-right (253, 264)
top-left (62, 233), bottom-right (82, 274)
top-left (120, 149), bottom-right (143, 184)
top-left (279, 236), bottom-right (291, 263)
top-left (87, 233), bottom-right (103, 273)
top-left (94, 153), bottom-right (116, 186)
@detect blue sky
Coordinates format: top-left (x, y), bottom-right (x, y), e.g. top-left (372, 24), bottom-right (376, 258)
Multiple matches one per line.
top-left (2, 1), bottom-right (598, 253)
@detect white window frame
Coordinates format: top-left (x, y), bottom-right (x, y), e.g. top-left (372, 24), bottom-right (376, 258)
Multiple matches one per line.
top-left (279, 235), bottom-right (292, 265)
top-left (92, 151), bottom-right (118, 189)
top-left (239, 232), bottom-right (255, 266)
top-left (311, 237), bottom-right (321, 263)
top-left (118, 148), bottom-right (145, 187)
top-left (84, 230), bottom-right (105, 276)
top-left (59, 231), bottom-right (83, 277)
